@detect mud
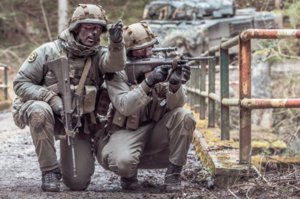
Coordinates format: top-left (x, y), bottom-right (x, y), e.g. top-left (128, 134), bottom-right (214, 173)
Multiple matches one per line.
top-left (0, 110), bottom-right (205, 199)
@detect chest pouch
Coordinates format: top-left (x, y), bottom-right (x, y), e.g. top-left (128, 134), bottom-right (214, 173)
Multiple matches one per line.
top-left (71, 84), bottom-right (97, 114)
top-left (112, 109), bottom-right (126, 127)
top-left (126, 109), bottom-right (141, 130)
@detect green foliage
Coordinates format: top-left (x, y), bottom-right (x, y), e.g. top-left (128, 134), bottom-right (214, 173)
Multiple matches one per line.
top-left (260, 148), bottom-right (271, 156)
top-left (233, 0), bottom-right (294, 11)
top-left (254, 37), bottom-right (300, 67)
top-left (284, 144), bottom-right (300, 157)
top-left (282, 1), bottom-right (300, 28)
top-left (279, 188), bottom-right (292, 193)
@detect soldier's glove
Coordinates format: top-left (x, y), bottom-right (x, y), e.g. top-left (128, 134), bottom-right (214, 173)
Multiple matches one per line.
top-left (48, 95), bottom-right (64, 116)
top-left (169, 65), bottom-right (191, 85)
top-left (169, 67), bottom-right (182, 85)
top-left (109, 20), bottom-right (123, 43)
top-left (145, 65), bottom-right (169, 87)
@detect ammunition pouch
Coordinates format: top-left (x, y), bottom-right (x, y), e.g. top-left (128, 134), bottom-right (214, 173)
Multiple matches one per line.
top-left (111, 109), bottom-right (141, 130)
top-left (126, 110), bottom-right (141, 130)
top-left (112, 109), bottom-right (126, 127)
top-left (70, 84), bottom-right (97, 114)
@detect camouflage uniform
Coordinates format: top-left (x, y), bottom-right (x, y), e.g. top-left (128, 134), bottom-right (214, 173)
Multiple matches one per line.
top-left (96, 72), bottom-right (195, 177)
top-left (95, 22), bottom-right (196, 181)
top-left (12, 5), bottom-right (126, 190)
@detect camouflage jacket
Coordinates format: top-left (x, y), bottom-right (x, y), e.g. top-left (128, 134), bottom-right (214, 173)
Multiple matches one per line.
top-left (12, 29), bottom-right (126, 129)
top-left (13, 29), bottom-right (126, 105)
top-left (106, 70), bottom-right (187, 130)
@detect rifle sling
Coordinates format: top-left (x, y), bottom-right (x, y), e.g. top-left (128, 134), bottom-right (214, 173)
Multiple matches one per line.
top-left (76, 57), bottom-right (92, 97)
top-left (62, 47), bottom-right (95, 125)
top-left (71, 56), bottom-right (92, 114)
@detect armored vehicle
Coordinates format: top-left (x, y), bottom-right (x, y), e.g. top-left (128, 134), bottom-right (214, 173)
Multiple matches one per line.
top-left (143, 0), bottom-right (236, 20)
top-left (143, 0), bottom-right (281, 57)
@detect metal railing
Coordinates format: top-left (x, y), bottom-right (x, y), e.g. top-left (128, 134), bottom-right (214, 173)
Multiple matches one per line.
top-left (0, 64), bottom-right (8, 100)
top-left (186, 29), bottom-right (300, 164)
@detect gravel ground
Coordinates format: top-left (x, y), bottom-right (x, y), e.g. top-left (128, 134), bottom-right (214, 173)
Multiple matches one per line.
top-left (0, 110), bottom-right (205, 199)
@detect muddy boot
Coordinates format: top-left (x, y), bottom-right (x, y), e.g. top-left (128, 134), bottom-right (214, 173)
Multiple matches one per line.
top-left (41, 168), bottom-right (60, 192)
top-left (164, 163), bottom-right (182, 193)
top-left (120, 171), bottom-right (139, 190)
top-left (53, 167), bottom-right (62, 181)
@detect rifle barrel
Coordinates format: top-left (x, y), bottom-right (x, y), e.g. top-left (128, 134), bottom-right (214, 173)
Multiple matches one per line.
top-left (183, 56), bottom-right (215, 60)
top-left (152, 47), bottom-right (177, 53)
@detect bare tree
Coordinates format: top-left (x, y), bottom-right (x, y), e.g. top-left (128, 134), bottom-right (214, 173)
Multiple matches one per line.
top-left (58, 0), bottom-right (68, 34)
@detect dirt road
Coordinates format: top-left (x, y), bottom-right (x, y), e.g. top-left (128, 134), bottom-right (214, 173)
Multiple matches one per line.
top-left (0, 110), bottom-right (205, 199)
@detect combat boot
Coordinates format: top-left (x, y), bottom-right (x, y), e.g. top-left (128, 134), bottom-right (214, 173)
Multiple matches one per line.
top-left (164, 162), bottom-right (182, 192)
top-left (41, 168), bottom-right (60, 192)
top-left (53, 167), bottom-right (62, 181)
top-left (120, 171), bottom-right (139, 190)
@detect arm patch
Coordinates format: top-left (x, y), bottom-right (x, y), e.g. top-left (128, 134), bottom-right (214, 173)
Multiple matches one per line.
top-left (28, 51), bottom-right (38, 63)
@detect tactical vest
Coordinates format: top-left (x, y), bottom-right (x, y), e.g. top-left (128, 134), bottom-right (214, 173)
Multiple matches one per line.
top-left (110, 83), bottom-right (168, 130)
top-left (46, 41), bottom-right (106, 117)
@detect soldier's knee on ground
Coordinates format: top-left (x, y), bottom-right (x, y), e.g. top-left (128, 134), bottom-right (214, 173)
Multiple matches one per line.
top-left (111, 153), bottom-right (139, 178)
top-left (63, 177), bottom-right (91, 191)
top-left (29, 104), bottom-right (47, 128)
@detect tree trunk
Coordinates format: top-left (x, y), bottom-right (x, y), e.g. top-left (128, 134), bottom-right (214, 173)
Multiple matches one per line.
top-left (58, 0), bottom-right (68, 34)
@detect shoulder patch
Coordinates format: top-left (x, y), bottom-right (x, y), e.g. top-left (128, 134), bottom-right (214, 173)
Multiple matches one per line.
top-left (28, 51), bottom-right (38, 63)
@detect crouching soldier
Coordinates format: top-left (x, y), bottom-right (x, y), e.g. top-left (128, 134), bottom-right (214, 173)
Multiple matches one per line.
top-left (12, 4), bottom-right (126, 192)
top-left (96, 21), bottom-right (196, 192)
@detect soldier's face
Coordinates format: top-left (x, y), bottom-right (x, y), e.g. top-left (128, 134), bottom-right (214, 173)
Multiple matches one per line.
top-left (131, 46), bottom-right (153, 58)
top-left (77, 23), bottom-right (102, 47)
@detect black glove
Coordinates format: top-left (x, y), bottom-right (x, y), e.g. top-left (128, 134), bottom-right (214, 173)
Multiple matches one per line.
top-left (145, 65), bottom-right (170, 87)
top-left (169, 65), bottom-right (191, 85)
top-left (109, 20), bottom-right (123, 43)
top-left (48, 95), bottom-right (64, 116)
top-left (169, 67), bottom-right (181, 85)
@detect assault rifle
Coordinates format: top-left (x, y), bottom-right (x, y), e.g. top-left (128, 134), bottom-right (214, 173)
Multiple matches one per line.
top-left (48, 56), bottom-right (81, 178)
top-left (125, 48), bottom-right (215, 84)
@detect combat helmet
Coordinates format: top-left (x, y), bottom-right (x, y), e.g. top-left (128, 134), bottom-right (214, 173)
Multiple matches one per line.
top-left (123, 21), bottom-right (158, 57)
top-left (68, 4), bottom-right (108, 33)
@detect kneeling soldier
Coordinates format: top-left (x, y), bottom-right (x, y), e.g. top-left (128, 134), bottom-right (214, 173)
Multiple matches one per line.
top-left (12, 4), bottom-right (125, 192)
top-left (96, 21), bottom-right (196, 192)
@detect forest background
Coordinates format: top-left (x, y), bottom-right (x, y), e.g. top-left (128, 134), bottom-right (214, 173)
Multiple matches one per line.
top-left (0, 0), bottom-right (298, 103)
top-left (0, 0), bottom-right (297, 74)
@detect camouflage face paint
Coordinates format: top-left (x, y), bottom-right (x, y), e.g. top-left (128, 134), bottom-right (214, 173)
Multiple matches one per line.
top-left (77, 23), bottom-right (102, 47)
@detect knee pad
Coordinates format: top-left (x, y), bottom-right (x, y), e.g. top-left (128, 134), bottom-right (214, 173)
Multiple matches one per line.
top-left (29, 105), bottom-right (46, 128)
top-left (63, 177), bottom-right (90, 191)
top-left (115, 155), bottom-right (138, 178)
top-left (174, 108), bottom-right (196, 131)
top-left (183, 113), bottom-right (196, 132)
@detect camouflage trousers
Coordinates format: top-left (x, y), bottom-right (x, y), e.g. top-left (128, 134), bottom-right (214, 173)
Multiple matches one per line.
top-left (96, 107), bottom-right (196, 178)
top-left (23, 101), bottom-right (96, 190)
